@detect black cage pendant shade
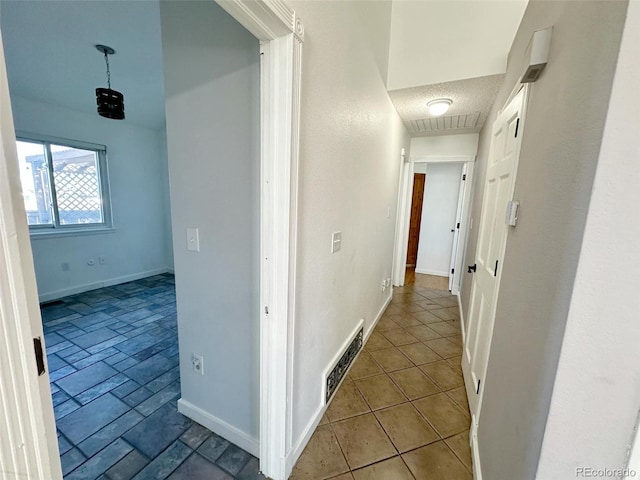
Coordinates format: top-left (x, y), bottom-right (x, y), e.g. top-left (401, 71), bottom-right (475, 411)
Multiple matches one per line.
top-left (95, 44), bottom-right (125, 120)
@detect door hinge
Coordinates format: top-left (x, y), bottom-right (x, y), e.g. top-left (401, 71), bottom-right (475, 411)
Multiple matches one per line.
top-left (515, 118), bottom-right (520, 138)
top-left (456, 222), bottom-right (460, 229)
top-left (462, 174), bottom-right (466, 181)
top-left (476, 379), bottom-right (481, 394)
top-left (494, 259), bottom-right (499, 277)
top-left (451, 268), bottom-right (455, 274)
top-left (33, 337), bottom-right (45, 376)
top-left (264, 306), bottom-right (269, 316)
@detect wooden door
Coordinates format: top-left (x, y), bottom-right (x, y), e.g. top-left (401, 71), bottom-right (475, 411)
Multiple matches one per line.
top-left (406, 173), bottom-right (425, 266)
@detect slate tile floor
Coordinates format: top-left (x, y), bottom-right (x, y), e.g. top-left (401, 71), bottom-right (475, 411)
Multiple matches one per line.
top-left (290, 284), bottom-right (472, 480)
top-left (42, 274), bottom-right (263, 480)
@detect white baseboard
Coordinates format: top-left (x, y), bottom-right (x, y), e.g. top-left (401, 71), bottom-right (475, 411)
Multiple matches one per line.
top-left (415, 268), bottom-right (449, 277)
top-left (166, 267), bottom-right (175, 274)
top-left (285, 402), bottom-right (325, 476)
top-left (366, 291), bottom-right (392, 341)
top-left (284, 290), bottom-right (392, 477)
top-left (177, 398), bottom-right (259, 457)
top-left (38, 267), bottom-right (173, 303)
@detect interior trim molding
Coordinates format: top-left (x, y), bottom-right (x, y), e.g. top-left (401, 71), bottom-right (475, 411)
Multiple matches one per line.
top-left (38, 267), bottom-right (172, 303)
top-left (177, 398), bottom-right (259, 457)
top-left (213, 1), bottom-right (304, 479)
top-left (415, 268), bottom-right (449, 277)
top-left (411, 154), bottom-right (476, 164)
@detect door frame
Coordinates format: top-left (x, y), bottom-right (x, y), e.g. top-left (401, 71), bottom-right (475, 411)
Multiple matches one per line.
top-left (214, 2), bottom-right (303, 479)
top-left (393, 154), bottom-right (475, 294)
top-left (0, 1), bottom-right (303, 479)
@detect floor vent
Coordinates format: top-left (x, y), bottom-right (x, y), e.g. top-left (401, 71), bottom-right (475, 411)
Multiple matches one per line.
top-left (324, 324), bottom-right (363, 404)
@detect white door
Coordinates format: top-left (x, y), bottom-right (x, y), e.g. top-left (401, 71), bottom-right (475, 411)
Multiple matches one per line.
top-left (448, 165), bottom-right (467, 291)
top-left (462, 87), bottom-right (526, 422)
top-left (0, 32), bottom-right (62, 479)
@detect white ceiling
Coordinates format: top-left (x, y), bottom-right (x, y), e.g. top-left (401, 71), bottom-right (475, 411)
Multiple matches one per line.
top-left (385, 0), bottom-right (527, 138)
top-left (388, 74), bottom-right (504, 137)
top-left (0, 0), bottom-right (166, 130)
top-left (387, 0), bottom-right (528, 91)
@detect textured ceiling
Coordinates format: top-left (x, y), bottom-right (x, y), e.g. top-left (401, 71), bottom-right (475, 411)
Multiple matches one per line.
top-left (0, 1), bottom-right (166, 130)
top-left (388, 74), bottom-right (505, 137)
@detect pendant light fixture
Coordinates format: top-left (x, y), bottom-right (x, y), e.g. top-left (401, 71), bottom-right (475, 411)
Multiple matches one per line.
top-left (95, 44), bottom-right (125, 120)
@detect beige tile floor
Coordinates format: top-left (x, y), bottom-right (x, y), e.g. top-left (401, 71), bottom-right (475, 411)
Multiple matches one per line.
top-left (290, 285), bottom-right (472, 480)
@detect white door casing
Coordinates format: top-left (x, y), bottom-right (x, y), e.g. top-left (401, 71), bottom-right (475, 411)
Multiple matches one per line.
top-left (462, 86), bottom-right (527, 428)
top-left (0, 31), bottom-right (63, 480)
top-left (213, 1), bottom-right (303, 479)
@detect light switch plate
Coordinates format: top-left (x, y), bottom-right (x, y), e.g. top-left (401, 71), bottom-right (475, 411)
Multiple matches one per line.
top-left (186, 227), bottom-right (200, 252)
top-left (331, 231), bottom-right (342, 253)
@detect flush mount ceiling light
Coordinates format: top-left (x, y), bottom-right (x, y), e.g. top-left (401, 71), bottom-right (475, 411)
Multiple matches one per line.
top-left (427, 98), bottom-right (453, 117)
top-left (95, 44), bottom-right (125, 120)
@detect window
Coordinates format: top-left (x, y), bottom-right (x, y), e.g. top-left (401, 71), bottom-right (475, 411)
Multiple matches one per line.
top-left (15, 135), bottom-right (112, 233)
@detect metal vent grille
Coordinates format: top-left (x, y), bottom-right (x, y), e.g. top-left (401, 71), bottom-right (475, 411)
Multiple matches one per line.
top-left (405, 112), bottom-right (480, 134)
top-left (325, 327), bottom-right (363, 404)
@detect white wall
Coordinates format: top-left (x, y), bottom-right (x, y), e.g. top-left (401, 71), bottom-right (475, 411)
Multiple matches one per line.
top-left (411, 133), bottom-right (479, 159)
top-left (536, 1), bottom-right (640, 476)
top-left (459, 1), bottom-right (629, 478)
top-left (387, 0), bottom-right (528, 91)
top-left (10, 95), bottom-right (171, 301)
top-left (286, 0), bottom-right (410, 469)
top-left (415, 163), bottom-right (462, 277)
top-left (160, 0), bottom-right (260, 450)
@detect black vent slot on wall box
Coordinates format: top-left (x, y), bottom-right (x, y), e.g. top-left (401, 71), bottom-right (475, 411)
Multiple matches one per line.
top-left (325, 328), bottom-right (363, 404)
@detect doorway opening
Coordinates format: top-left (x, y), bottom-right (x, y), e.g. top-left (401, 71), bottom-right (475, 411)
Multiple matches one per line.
top-left (1, 0), bottom-right (263, 478)
top-left (396, 157), bottom-right (475, 296)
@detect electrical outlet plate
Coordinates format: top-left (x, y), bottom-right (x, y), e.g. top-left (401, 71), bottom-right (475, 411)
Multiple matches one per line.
top-left (186, 227), bottom-right (200, 252)
top-left (192, 353), bottom-right (204, 375)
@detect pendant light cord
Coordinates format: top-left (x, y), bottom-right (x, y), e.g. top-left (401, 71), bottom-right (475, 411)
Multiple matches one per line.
top-left (104, 51), bottom-right (111, 89)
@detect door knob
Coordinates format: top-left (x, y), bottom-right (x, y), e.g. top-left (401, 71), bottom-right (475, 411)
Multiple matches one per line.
top-left (468, 264), bottom-right (477, 273)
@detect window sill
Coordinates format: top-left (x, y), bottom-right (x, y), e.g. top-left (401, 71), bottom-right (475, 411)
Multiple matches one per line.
top-left (29, 227), bottom-right (116, 240)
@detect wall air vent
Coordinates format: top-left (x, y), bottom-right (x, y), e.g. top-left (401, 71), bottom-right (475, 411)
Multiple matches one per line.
top-left (324, 320), bottom-right (364, 404)
top-left (404, 112), bottom-right (480, 135)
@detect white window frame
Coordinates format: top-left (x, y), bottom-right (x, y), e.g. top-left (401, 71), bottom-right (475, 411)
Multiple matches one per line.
top-left (16, 132), bottom-right (113, 236)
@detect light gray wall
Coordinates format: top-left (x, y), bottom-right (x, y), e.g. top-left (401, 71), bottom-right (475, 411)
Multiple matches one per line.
top-left (160, 0), bottom-right (260, 442)
top-left (460, 1), bottom-right (628, 478)
top-left (287, 0), bottom-right (411, 463)
top-left (10, 95), bottom-right (171, 301)
top-left (415, 162), bottom-right (463, 276)
top-left (410, 134), bottom-right (479, 158)
top-left (537, 1), bottom-right (640, 475)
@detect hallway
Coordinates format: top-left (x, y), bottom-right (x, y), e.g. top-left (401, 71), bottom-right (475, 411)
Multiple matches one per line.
top-left (291, 285), bottom-right (471, 479)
